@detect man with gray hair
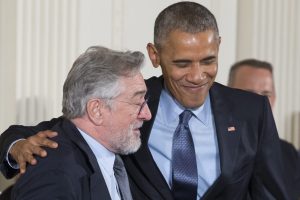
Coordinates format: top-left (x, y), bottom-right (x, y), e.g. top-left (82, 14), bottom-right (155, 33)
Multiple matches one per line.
top-left (9, 46), bottom-right (152, 199)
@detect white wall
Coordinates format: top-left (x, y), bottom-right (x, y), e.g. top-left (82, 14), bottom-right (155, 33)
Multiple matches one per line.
top-left (77, 0), bottom-right (237, 82)
top-left (0, 0), bottom-right (17, 135)
top-left (237, 0), bottom-right (300, 147)
top-left (0, 0), bottom-right (238, 134)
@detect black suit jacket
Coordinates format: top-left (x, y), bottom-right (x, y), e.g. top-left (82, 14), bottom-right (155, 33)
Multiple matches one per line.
top-left (0, 76), bottom-right (297, 200)
top-left (11, 119), bottom-right (112, 200)
top-left (123, 76), bottom-right (294, 200)
top-left (280, 140), bottom-right (300, 198)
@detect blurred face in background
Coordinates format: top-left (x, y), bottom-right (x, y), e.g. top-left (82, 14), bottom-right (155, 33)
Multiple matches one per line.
top-left (230, 65), bottom-right (276, 109)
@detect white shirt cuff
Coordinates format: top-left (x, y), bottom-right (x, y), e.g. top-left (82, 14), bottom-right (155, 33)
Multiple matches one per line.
top-left (6, 138), bottom-right (25, 169)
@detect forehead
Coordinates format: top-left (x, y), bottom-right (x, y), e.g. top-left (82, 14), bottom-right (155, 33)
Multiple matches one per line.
top-left (236, 66), bottom-right (273, 79)
top-left (118, 73), bottom-right (147, 98)
top-left (160, 30), bottom-right (219, 56)
top-left (235, 66), bottom-right (274, 88)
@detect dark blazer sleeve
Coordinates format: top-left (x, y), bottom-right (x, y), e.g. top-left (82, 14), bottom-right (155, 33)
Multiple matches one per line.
top-left (280, 140), bottom-right (300, 199)
top-left (11, 169), bottom-right (79, 200)
top-left (249, 98), bottom-right (295, 200)
top-left (0, 117), bottom-right (63, 178)
top-left (11, 137), bottom-right (90, 200)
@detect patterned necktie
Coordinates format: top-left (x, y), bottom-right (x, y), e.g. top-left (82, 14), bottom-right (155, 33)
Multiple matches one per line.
top-left (172, 110), bottom-right (198, 200)
top-left (113, 155), bottom-right (133, 200)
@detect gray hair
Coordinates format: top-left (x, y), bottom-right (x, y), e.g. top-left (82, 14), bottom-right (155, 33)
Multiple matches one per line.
top-left (228, 58), bottom-right (274, 86)
top-left (62, 46), bottom-right (145, 119)
top-left (154, 1), bottom-right (219, 49)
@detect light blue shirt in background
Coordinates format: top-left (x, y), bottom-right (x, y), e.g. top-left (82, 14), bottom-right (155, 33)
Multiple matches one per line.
top-left (148, 88), bottom-right (221, 199)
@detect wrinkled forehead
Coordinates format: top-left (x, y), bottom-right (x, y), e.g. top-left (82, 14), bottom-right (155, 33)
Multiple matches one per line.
top-left (117, 73), bottom-right (147, 99)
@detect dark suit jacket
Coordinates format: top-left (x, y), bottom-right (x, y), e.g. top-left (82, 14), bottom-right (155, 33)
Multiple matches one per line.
top-left (280, 140), bottom-right (300, 198)
top-left (10, 119), bottom-right (112, 200)
top-left (122, 76), bottom-right (294, 200)
top-left (0, 76), bottom-right (298, 200)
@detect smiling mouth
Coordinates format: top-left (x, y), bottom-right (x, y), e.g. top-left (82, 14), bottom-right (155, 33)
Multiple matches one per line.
top-left (183, 82), bottom-right (209, 91)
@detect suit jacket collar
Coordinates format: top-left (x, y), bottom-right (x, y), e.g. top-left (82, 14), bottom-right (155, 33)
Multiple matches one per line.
top-left (59, 119), bottom-right (112, 200)
top-left (132, 76), bottom-right (242, 199)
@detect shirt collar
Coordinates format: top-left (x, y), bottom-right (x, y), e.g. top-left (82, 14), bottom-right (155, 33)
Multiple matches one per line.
top-left (77, 128), bottom-right (115, 176)
top-left (159, 87), bottom-right (211, 126)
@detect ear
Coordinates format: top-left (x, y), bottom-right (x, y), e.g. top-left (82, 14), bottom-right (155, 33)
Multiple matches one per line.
top-left (146, 43), bottom-right (160, 68)
top-left (86, 99), bottom-right (103, 126)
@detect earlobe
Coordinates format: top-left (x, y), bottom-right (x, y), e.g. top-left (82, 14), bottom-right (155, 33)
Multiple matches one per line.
top-left (146, 43), bottom-right (160, 68)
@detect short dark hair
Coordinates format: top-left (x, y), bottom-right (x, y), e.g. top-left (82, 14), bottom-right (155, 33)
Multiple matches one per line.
top-left (154, 1), bottom-right (219, 49)
top-left (228, 58), bottom-right (274, 86)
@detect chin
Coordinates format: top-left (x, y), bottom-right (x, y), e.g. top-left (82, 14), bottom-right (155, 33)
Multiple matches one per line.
top-left (117, 132), bottom-right (142, 155)
top-left (120, 140), bottom-right (141, 155)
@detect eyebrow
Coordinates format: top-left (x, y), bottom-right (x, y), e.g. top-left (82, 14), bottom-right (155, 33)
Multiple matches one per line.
top-left (132, 90), bottom-right (147, 99)
top-left (202, 56), bottom-right (216, 61)
top-left (173, 59), bottom-right (192, 63)
top-left (172, 56), bottom-right (217, 63)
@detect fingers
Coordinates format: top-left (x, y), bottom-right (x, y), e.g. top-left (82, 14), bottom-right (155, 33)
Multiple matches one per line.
top-left (10, 140), bottom-right (36, 174)
top-left (18, 152), bottom-right (37, 174)
top-left (30, 130), bottom-right (59, 148)
top-left (9, 130), bottom-right (59, 174)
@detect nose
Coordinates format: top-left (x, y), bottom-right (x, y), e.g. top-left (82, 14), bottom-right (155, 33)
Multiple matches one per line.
top-left (186, 64), bottom-right (206, 83)
top-left (138, 103), bottom-right (152, 121)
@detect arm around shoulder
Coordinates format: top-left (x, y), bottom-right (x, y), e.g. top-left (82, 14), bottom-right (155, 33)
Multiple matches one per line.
top-left (0, 117), bottom-right (62, 178)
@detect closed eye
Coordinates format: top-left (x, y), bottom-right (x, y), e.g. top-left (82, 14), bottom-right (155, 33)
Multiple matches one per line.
top-left (200, 56), bottom-right (217, 65)
top-left (173, 60), bottom-right (192, 68)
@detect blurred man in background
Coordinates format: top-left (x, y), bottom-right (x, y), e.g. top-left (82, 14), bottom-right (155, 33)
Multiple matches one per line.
top-left (228, 58), bottom-right (300, 199)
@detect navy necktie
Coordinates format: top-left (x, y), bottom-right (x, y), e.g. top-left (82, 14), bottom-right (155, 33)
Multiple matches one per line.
top-left (172, 110), bottom-right (198, 200)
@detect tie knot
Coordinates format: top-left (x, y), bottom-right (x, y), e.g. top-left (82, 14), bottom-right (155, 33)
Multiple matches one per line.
top-left (179, 110), bottom-right (193, 126)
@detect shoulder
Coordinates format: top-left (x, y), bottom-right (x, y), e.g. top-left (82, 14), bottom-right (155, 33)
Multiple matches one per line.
top-left (280, 140), bottom-right (299, 160)
top-left (210, 82), bottom-right (268, 114)
top-left (145, 76), bottom-right (164, 101)
top-left (211, 82), bottom-right (264, 101)
top-left (25, 119), bottom-right (88, 175)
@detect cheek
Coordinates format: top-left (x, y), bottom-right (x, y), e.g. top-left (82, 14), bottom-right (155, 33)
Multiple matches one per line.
top-left (165, 68), bottom-right (188, 82)
top-left (115, 114), bottom-right (136, 129)
top-left (207, 64), bottom-right (218, 76)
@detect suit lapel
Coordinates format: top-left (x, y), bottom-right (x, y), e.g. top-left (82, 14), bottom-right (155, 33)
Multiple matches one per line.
top-left (89, 172), bottom-right (112, 200)
top-left (61, 120), bottom-right (112, 200)
top-left (202, 83), bottom-right (242, 199)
